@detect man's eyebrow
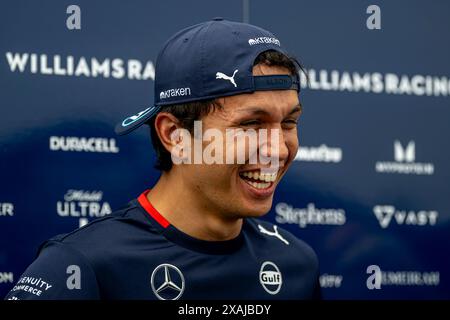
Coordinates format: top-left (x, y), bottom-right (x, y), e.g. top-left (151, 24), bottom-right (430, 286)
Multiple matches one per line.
top-left (235, 103), bottom-right (302, 116)
top-left (234, 107), bottom-right (270, 116)
top-left (289, 103), bottom-right (302, 115)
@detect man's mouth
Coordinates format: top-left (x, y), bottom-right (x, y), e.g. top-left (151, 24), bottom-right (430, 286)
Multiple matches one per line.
top-left (238, 169), bottom-right (279, 190)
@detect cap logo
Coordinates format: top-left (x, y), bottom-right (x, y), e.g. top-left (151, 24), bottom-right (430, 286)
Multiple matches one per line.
top-left (215, 69), bottom-right (238, 87)
top-left (121, 107), bottom-right (154, 127)
top-left (159, 87), bottom-right (191, 100)
top-left (248, 37), bottom-right (280, 46)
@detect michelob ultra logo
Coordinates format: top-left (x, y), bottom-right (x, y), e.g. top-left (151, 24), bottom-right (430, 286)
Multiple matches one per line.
top-left (57, 190), bottom-right (112, 228)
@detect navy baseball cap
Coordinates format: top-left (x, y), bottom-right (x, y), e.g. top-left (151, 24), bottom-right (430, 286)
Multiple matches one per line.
top-left (115, 18), bottom-right (300, 135)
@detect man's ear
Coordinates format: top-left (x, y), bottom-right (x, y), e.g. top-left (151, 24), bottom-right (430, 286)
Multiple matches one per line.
top-left (153, 112), bottom-right (186, 155)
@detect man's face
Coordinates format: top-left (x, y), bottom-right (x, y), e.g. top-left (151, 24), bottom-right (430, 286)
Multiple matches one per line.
top-left (180, 63), bottom-right (301, 218)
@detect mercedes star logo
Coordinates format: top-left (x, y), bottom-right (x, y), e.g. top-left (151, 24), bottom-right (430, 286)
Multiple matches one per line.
top-left (150, 263), bottom-right (185, 300)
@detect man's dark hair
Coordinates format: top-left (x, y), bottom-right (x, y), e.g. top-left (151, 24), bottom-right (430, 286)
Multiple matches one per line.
top-left (149, 50), bottom-right (306, 171)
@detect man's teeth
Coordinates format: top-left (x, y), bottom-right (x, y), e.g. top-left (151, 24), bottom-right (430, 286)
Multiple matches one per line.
top-left (247, 181), bottom-right (271, 189)
top-left (240, 171), bottom-right (278, 183)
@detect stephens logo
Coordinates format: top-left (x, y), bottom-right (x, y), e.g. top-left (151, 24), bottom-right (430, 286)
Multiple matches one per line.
top-left (275, 202), bottom-right (346, 228)
top-left (57, 189), bottom-right (112, 227)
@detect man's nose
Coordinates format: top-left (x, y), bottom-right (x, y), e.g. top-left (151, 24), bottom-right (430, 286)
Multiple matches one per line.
top-left (259, 126), bottom-right (288, 166)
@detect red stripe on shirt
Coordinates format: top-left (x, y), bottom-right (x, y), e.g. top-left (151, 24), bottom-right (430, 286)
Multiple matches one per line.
top-left (137, 190), bottom-right (170, 228)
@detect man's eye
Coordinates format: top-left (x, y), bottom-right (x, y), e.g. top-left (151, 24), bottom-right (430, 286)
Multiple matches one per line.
top-left (282, 119), bottom-right (299, 129)
top-left (240, 120), bottom-right (261, 126)
top-left (283, 119), bottom-right (298, 125)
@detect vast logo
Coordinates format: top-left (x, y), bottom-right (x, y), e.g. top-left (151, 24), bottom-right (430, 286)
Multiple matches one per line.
top-left (294, 144), bottom-right (342, 163)
top-left (0, 202), bottom-right (14, 216)
top-left (375, 140), bottom-right (434, 175)
top-left (150, 264), bottom-right (185, 300)
top-left (259, 261), bottom-right (282, 295)
top-left (57, 189), bottom-right (112, 227)
top-left (275, 202), bottom-right (346, 228)
top-left (373, 205), bottom-right (438, 228)
top-left (50, 136), bottom-right (119, 153)
top-left (5, 52), bottom-right (155, 80)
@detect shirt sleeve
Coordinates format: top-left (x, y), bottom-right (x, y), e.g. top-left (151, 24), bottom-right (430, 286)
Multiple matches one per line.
top-left (4, 240), bottom-right (100, 300)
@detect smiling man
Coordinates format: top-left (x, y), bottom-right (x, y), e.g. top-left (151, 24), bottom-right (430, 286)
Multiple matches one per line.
top-left (5, 18), bottom-right (321, 300)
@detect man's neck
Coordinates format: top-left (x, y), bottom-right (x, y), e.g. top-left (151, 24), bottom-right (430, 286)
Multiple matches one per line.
top-left (146, 172), bottom-right (243, 241)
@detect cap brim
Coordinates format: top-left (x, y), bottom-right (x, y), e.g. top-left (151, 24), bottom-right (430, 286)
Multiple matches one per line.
top-left (114, 105), bottom-right (161, 135)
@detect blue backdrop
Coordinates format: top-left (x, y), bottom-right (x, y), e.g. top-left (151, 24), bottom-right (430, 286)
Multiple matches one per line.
top-left (1, 0), bottom-right (449, 299)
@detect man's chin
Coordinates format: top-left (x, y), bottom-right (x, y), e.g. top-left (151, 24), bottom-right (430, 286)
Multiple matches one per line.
top-left (237, 201), bottom-right (273, 218)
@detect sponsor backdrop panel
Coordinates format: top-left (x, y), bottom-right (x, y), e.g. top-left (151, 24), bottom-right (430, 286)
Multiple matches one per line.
top-left (1, 0), bottom-right (449, 299)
